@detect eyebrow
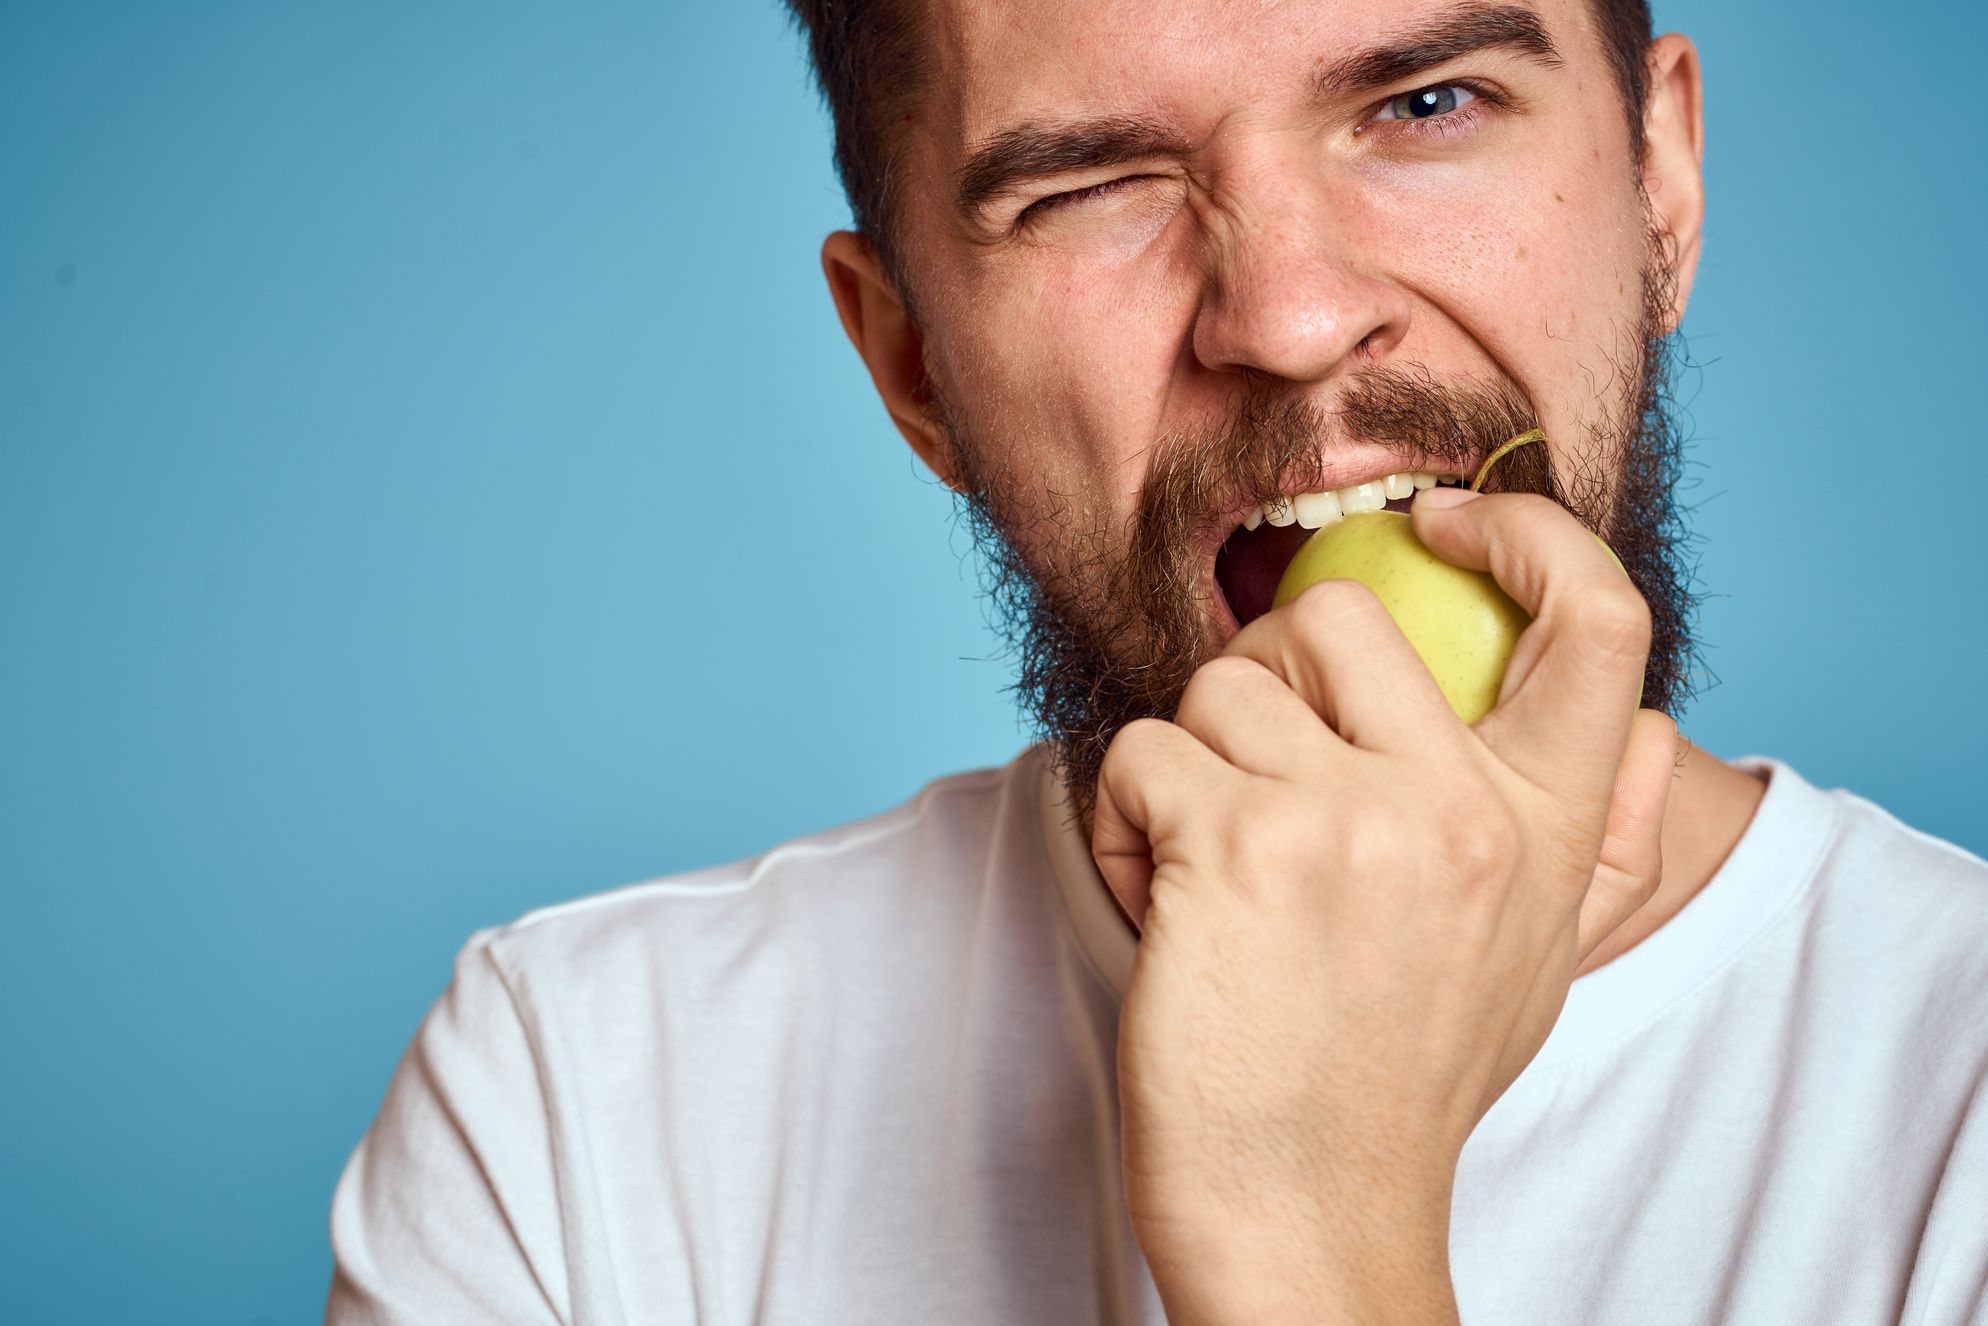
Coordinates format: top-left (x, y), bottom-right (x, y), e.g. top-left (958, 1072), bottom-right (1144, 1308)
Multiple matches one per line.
top-left (955, 3), bottom-right (1563, 221)
top-left (1314, 3), bottom-right (1563, 100)
top-left (957, 115), bottom-right (1191, 220)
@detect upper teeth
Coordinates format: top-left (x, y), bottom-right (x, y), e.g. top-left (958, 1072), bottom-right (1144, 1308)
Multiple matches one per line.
top-left (1242, 470), bottom-right (1458, 531)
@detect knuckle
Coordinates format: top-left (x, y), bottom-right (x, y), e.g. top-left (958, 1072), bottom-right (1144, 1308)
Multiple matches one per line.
top-left (1219, 785), bottom-right (1309, 897)
top-left (1102, 717), bottom-right (1174, 769)
top-left (1288, 577), bottom-right (1384, 633)
top-left (1498, 491), bottom-right (1562, 523)
top-left (1182, 655), bottom-right (1269, 707)
top-left (1337, 813), bottom-right (1401, 881)
top-left (1218, 820), bottom-right (1274, 899)
top-left (1175, 657), bottom-right (1261, 732)
top-left (1564, 584), bottom-right (1652, 663)
top-left (1481, 491), bottom-right (1565, 540)
top-left (1627, 845), bottom-right (1665, 903)
top-left (1439, 810), bottom-right (1522, 887)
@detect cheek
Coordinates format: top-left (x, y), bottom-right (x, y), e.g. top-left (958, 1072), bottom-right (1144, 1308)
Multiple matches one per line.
top-left (1365, 143), bottom-right (1650, 432)
top-left (930, 235), bottom-right (1200, 537)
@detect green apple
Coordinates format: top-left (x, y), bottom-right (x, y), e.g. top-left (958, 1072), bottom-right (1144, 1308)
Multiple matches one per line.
top-left (1271, 510), bottom-right (1526, 724)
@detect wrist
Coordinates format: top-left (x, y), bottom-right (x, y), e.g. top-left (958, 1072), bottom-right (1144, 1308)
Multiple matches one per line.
top-left (1142, 1191), bottom-right (1458, 1326)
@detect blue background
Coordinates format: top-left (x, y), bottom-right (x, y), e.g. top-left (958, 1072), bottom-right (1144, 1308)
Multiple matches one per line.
top-left (3, 2), bottom-right (1983, 1320)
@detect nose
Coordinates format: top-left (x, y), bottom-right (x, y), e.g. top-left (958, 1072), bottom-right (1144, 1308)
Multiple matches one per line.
top-left (1191, 173), bottom-right (1412, 385)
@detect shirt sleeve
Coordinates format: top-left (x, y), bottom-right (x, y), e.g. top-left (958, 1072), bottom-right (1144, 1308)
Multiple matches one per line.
top-left (325, 935), bottom-right (570, 1326)
top-left (1902, 1071), bottom-right (1988, 1325)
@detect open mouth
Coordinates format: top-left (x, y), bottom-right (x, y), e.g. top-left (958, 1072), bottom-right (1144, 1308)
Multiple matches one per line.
top-left (1213, 468), bottom-right (1469, 628)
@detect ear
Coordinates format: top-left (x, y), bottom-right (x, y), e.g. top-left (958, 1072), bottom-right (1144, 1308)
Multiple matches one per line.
top-left (1641, 33), bottom-right (1706, 333)
top-left (821, 231), bottom-right (958, 488)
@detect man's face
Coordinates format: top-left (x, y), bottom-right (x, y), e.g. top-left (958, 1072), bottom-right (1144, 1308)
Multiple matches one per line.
top-left (848, 0), bottom-right (1701, 804)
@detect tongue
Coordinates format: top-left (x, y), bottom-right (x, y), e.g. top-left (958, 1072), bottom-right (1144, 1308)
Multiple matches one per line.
top-left (1215, 521), bottom-right (1313, 627)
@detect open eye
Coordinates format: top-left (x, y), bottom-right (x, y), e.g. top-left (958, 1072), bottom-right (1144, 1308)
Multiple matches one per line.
top-left (1375, 84), bottom-right (1479, 122)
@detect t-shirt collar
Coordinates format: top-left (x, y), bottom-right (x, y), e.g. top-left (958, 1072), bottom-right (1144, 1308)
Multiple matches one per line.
top-left (1036, 748), bottom-right (1139, 999)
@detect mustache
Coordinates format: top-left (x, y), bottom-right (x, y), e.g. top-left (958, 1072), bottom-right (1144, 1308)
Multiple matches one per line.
top-left (1133, 367), bottom-right (1555, 563)
top-left (936, 231), bottom-right (1693, 825)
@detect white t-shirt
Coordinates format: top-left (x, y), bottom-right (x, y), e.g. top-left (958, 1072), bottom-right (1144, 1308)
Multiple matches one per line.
top-left (325, 747), bottom-right (1988, 1324)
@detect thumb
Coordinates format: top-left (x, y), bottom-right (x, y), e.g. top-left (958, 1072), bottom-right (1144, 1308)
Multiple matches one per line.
top-left (1576, 708), bottom-right (1680, 961)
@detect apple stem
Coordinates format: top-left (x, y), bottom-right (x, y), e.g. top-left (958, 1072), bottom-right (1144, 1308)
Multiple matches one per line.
top-left (1470, 429), bottom-right (1546, 493)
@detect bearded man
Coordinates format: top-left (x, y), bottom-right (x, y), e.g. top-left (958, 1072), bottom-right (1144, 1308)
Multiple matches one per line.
top-left (326, 1), bottom-right (1988, 1322)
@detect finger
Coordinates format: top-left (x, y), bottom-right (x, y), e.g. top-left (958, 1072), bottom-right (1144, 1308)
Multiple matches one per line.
top-left (1172, 655), bottom-right (1335, 780)
top-left (1411, 489), bottom-right (1650, 791)
top-left (1575, 709), bottom-right (1679, 960)
top-left (1091, 718), bottom-right (1238, 927)
top-left (1493, 708), bottom-right (1676, 1090)
top-left (1225, 577), bottom-right (1464, 754)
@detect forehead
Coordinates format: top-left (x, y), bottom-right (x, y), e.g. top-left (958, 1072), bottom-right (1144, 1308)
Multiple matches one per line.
top-left (922, 0), bottom-right (1598, 148)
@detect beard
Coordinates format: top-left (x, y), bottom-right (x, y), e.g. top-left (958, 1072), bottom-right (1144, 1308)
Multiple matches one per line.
top-left (933, 241), bottom-right (1697, 822)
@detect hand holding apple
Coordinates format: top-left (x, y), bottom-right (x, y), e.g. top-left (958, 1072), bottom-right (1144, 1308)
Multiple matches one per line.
top-left (1094, 488), bottom-right (1675, 1326)
top-left (1272, 509), bottom-right (1527, 723)
top-left (1272, 433), bottom-right (1635, 724)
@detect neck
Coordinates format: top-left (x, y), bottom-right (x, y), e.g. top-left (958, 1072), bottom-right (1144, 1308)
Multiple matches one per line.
top-left (1575, 735), bottom-right (1766, 977)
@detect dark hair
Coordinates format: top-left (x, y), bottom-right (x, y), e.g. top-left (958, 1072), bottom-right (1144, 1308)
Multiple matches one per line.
top-left (785, 0), bottom-right (1655, 283)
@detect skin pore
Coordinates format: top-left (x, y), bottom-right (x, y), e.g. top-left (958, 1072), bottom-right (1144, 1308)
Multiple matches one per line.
top-left (826, 0), bottom-right (1762, 983)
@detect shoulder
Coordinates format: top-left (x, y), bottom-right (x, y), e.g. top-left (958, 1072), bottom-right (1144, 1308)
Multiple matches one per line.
top-left (1806, 767), bottom-right (1988, 931)
top-left (465, 750), bottom-right (1047, 1014)
top-left (1778, 761), bottom-right (1988, 1025)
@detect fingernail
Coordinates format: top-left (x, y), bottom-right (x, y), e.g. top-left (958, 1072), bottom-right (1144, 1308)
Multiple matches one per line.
top-left (1416, 486), bottom-right (1481, 509)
